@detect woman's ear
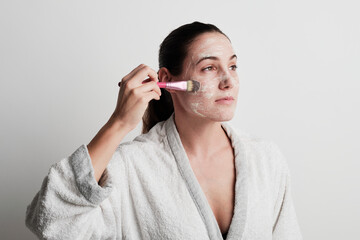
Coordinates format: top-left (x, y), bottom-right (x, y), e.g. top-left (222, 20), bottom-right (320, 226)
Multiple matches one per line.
top-left (158, 67), bottom-right (176, 93)
top-left (158, 67), bottom-right (171, 82)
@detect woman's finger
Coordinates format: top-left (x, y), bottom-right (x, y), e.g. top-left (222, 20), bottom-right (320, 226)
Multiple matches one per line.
top-left (142, 90), bottom-right (161, 103)
top-left (135, 80), bottom-right (161, 96)
top-left (121, 64), bottom-right (147, 82)
top-left (118, 78), bottom-right (153, 87)
top-left (125, 65), bottom-right (158, 89)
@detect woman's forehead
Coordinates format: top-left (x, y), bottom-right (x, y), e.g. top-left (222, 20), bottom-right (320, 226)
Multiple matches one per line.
top-left (188, 33), bottom-right (234, 61)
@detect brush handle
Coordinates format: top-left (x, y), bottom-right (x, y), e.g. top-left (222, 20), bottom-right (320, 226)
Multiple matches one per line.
top-left (118, 81), bottom-right (165, 87)
top-left (118, 81), bottom-right (187, 91)
top-left (161, 81), bottom-right (187, 91)
top-left (157, 82), bottom-right (167, 88)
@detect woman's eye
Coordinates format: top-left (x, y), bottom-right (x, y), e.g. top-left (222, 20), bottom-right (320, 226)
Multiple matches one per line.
top-left (202, 66), bottom-right (214, 71)
top-left (230, 65), bottom-right (238, 71)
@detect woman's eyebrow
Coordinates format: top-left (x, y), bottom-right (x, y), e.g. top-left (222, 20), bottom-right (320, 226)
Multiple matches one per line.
top-left (196, 54), bottom-right (237, 65)
top-left (196, 56), bottom-right (218, 65)
top-left (230, 54), bottom-right (237, 60)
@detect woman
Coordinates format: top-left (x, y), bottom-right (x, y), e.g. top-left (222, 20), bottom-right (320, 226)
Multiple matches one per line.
top-left (25, 22), bottom-right (302, 239)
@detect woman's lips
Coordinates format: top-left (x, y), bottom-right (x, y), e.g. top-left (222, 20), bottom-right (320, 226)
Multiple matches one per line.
top-left (215, 96), bottom-right (234, 104)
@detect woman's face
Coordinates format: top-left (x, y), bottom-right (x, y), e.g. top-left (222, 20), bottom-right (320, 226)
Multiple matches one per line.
top-left (172, 32), bottom-right (239, 122)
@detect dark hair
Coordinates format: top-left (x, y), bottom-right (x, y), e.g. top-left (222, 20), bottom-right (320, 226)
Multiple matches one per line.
top-left (141, 21), bottom-right (229, 134)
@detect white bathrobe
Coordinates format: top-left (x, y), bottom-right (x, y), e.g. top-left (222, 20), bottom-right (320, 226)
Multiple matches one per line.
top-left (25, 113), bottom-right (303, 240)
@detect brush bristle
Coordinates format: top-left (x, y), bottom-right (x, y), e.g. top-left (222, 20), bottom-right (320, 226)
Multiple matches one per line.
top-left (186, 80), bottom-right (200, 92)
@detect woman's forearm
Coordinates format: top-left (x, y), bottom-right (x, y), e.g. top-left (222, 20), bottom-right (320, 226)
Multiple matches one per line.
top-left (87, 117), bottom-right (132, 183)
top-left (87, 64), bottom-right (161, 183)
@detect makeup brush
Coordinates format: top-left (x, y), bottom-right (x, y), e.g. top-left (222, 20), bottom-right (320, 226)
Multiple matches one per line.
top-left (118, 80), bottom-right (200, 92)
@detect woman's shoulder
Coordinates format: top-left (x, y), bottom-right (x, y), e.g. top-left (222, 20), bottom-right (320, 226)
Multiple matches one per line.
top-left (222, 122), bottom-right (274, 147)
top-left (110, 120), bottom-right (174, 174)
top-left (224, 124), bottom-right (288, 171)
top-left (115, 120), bottom-right (168, 155)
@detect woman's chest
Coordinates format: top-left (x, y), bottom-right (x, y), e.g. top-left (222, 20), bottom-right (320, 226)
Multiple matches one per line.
top-left (120, 146), bottom-right (276, 239)
top-left (189, 151), bottom-right (236, 234)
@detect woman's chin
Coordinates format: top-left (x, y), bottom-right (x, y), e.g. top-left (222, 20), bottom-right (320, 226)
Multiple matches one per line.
top-left (213, 114), bottom-right (234, 122)
top-left (193, 110), bottom-right (235, 122)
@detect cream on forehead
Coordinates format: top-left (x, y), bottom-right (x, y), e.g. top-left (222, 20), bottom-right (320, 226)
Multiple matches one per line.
top-left (189, 34), bottom-right (233, 61)
top-left (196, 50), bottom-right (235, 64)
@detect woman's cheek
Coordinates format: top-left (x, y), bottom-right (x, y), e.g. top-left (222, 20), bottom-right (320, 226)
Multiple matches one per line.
top-left (190, 101), bottom-right (206, 117)
top-left (233, 76), bottom-right (240, 88)
top-left (202, 82), bottom-right (217, 99)
top-left (187, 87), bottom-right (217, 117)
top-left (185, 74), bottom-right (226, 117)
top-left (187, 87), bottom-right (210, 117)
top-left (194, 79), bottom-right (217, 99)
top-left (189, 97), bottom-right (223, 118)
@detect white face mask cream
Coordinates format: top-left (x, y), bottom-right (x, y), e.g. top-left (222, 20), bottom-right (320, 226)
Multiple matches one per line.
top-left (172, 32), bottom-right (239, 121)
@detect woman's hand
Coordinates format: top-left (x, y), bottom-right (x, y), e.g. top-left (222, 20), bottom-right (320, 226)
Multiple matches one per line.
top-left (110, 64), bottom-right (161, 131)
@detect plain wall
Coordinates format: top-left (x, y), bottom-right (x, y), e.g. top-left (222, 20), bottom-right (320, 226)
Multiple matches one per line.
top-left (1, 0), bottom-right (359, 239)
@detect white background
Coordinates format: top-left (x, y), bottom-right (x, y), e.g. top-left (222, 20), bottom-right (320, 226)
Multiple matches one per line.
top-left (1, 0), bottom-right (359, 239)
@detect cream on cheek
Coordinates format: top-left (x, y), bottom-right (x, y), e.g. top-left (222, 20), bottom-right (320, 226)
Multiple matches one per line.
top-left (199, 80), bottom-right (217, 99)
top-left (198, 72), bottom-right (239, 98)
top-left (183, 78), bottom-right (211, 117)
top-left (187, 77), bottom-right (220, 117)
top-left (188, 86), bottom-right (212, 117)
top-left (190, 102), bottom-right (206, 117)
top-left (188, 72), bottom-right (239, 117)
top-left (182, 37), bottom-right (238, 117)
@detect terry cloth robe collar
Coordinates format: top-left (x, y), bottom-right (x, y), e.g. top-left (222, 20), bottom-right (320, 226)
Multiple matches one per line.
top-left (164, 113), bottom-right (249, 240)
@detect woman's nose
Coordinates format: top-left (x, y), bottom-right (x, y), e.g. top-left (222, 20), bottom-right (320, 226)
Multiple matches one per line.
top-left (219, 71), bottom-right (235, 90)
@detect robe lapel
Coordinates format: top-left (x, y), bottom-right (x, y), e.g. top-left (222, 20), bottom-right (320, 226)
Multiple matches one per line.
top-left (165, 113), bottom-right (249, 240)
top-left (221, 122), bottom-right (249, 240)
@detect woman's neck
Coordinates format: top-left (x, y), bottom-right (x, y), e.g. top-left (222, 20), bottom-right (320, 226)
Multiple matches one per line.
top-left (174, 111), bottom-right (229, 160)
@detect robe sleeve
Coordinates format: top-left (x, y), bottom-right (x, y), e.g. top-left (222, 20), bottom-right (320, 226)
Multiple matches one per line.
top-left (25, 144), bottom-right (120, 240)
top-left (272, 143), bottom-right (303, 240)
